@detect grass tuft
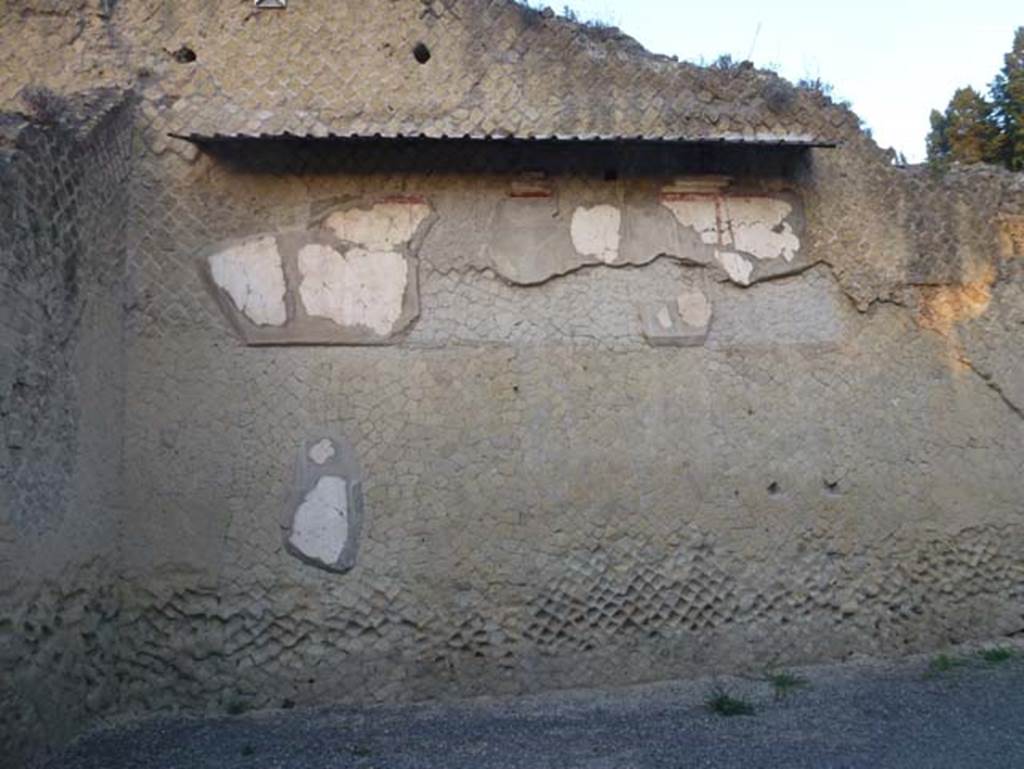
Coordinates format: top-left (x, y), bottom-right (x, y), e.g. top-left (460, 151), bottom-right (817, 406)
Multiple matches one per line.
top-left (706, 687), bottom-right (755, 717)
top-left (225, 698), bottom-right (248, 716)
top-left (766, 670), bottom-right (808, 699)
top-left (929, 653), bottom-right (968, 674)
top-left (927, 647), bottom-right (1019, 676)
top-left (978, 647), bottom-right (1017, 665)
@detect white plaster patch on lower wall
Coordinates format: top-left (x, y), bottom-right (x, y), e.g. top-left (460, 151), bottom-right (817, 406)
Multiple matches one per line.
top-left (289, 476), bottom-right (349, 566)
top-left (297, 244), bottom-right (409, 335)
top-left (324, 202), bottom-right (431, 251)
top-left (571, 205), bottom-right (622, 264)
top-left (208, 236), bottom-right (288, 326)
top-left (309, 438), bottom-right (336, 465)
top-left (716, 250), bottom-right (754, 286)
top-left (726, 197), bottom-right (800, 262)
top-left (661, 196), bottom-right (726, 246)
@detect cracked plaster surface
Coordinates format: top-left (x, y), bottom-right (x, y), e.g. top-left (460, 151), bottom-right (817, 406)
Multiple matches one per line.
top-left (203, 199), bottom-right (432, 345)
top-left (288, 476), bottom-right (350, 567)
top-left (297, 245), bottom-right (409, 335)
top-left (324, 201), bottom-right (431, 250)
top-left (479, 185), bottom-right (805, 288)
top-left (570, 204), bottom-right (622, 264)
top-left (208, 236), bottom-right (288, 327)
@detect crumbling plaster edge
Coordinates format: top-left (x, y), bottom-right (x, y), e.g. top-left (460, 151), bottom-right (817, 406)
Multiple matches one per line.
top-left (197, 198), bottom-right (440, 345)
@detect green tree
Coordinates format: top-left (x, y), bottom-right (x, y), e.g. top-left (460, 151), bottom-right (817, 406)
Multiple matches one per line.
top-left (926, 109), bottom-right (950, 161)
top-left (927, 27), bottom-right (1024, 171)
top-left (926, 86), bottom-right (1001, 166)
top-left (991, 26), bottom-right (1024, 170)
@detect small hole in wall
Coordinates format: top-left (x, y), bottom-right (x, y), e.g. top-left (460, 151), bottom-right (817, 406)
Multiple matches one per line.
top-left (825, 480), bottom-right (841, 495)
top-left (171, 45), bottom-right (197, 63)
top-left (413, 42), bottom-right (431, 64)
top-left (767, 481), bottom-right (781, 496)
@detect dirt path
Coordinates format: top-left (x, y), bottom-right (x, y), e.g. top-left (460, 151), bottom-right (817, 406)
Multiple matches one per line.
top-left (52, 642), bottom-right (1024, 769)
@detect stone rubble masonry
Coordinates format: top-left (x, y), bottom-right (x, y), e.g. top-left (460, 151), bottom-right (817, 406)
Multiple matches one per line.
top-left (0, 0), bottom-right (844, 143)
top-left (0, 91), bottom-right (132, 767)
top-left (0, 2), bottom-right (1023, 769)
top-left (999, 215), bottom-right (1024, 258)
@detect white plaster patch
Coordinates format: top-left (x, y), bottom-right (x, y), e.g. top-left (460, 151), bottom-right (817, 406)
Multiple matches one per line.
top-left (289, 476), bottom-right (349, 566)
top-left (298, 244), bottom-right (409, 335)
top-left (716, 251), bottom-right (754, 286)
top-left (656, 305), bottom-right (672, 330)
top-left (662, 196), bottom-right (728, 246)
top-left (309, 439), bottom-right (336, 465)
top-left (208, 236), bottom-right (288, 326)
top-left (324, 202), bottom-right (431, 250)
top-left (677, 290), bottom-right (712, 328)
top-left (663, 195), bottom-right (800, 262)
top-left (725, 197), bottom-right (800, 262)
top-left (570, 205), bottom-right (622, 264)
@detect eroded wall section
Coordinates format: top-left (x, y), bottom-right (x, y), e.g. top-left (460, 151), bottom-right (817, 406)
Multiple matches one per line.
top-left (0, 94), bottom-right (132, 766)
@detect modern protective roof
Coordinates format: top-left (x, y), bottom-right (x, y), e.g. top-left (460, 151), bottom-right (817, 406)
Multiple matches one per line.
top-left (169, 131), bottom-right (837, 147)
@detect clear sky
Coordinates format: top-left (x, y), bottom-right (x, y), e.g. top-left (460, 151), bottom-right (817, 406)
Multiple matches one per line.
top-left (559, 0), bottom-right (1020, 162)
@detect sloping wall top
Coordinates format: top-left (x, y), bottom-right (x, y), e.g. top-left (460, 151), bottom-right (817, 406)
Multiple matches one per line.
top-left (0, 1), bottom-right (850, 146)
top-left (158, 0), bottom-right (844, 143)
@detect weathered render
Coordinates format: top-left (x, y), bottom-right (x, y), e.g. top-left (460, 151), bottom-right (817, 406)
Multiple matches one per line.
top-left (1, 1), bottom-right (1023, 767)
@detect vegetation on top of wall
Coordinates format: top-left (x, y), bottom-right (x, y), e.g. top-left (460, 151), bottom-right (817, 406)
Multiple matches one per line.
top-left (708, 54), bottom-right (750, 72)
top-left (797, 77), bottom-right (852, 111)
top-left (557, 4), bottom-right (611, 29)
top-left (927, 27), bottom-right (1024, 171)
top-left (514, 1), bottom-right (613, 31)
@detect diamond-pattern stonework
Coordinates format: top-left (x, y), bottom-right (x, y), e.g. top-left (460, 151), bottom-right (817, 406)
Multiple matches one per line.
top-left (0, 1), bottom-right (846, 144)
top-left (1, 3), bottom-right (1024, 768)
top-left (1, 93), bottom-right (132, 765)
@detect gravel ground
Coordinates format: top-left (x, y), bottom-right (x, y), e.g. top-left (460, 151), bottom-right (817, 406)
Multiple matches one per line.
top-left (52, 641), bottom-right (1024, 769)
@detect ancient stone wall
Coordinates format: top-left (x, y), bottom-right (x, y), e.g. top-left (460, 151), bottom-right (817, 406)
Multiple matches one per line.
top-left (0, 1), bottom-right (1022, 765)
top-left (114, 137), bottom-right (1024, 720)
top-left (0, 93), bottom-right (133, 766)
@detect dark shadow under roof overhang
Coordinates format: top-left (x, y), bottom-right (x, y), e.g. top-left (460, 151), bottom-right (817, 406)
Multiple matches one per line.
top-left (168, 132), bottom-right (837, 179)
